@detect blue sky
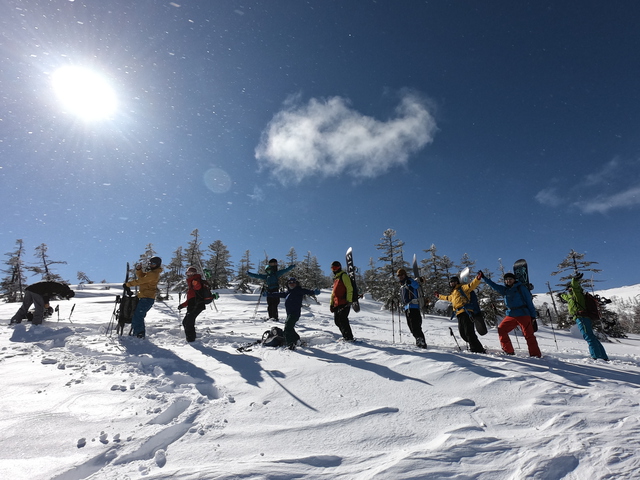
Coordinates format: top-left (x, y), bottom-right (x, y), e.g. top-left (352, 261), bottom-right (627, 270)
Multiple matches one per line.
top-left (1, 1), bottom-right (639, 291)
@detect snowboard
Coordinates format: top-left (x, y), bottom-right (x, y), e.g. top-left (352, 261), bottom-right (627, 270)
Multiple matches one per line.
top-left (513, 259), bottom-right (533, 291)
top-left (345, 247), bottom-right (361, 313)
top-left (412, 254), bottom-right (428, 313)
top-left (513, 259), bottom-right (538, 332)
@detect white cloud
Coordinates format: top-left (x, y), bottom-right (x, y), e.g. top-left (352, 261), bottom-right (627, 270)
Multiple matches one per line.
top-left (575, 185), bottom-right (640, 214)
top-left (535, 157), bottom-right (640, 214)
top-left (255, 92), bottom-right (438, 183)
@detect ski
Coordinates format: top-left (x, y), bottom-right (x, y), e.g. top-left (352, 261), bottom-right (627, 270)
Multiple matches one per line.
top-left (412, 254), bottom-right (428, 313)
top-left (345, 247), bottom-right (361, 313)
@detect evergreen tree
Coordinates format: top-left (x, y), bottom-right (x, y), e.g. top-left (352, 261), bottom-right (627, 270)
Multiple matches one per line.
top-left (1, 239), bottom-right (27, 302)
top-left (77, 272), bottom-right (93, 284)
top-left (296, 251), bottom-right (330, 290)
top-left (372, 229), bottom-right (408, 307)
top-left (137, 243), bottom-right (157, 269)
top-left (235, 250), bottom-right (254, 293)
top-left (551, 249), bottom-right (602, 289)
top-left (205, 240), bottom-right (233, 289)
top-left (26, 243), bottom-right (67, 283)
top-left (420, 244), bottom-right (452, 313)
top-left (184, 229), bottom-right (205, 270)
top-left (161, 246), bottom-right (186, 298)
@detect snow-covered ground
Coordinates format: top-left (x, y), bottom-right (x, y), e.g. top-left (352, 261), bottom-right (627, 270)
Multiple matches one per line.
top-left (1, 283), bottom-right (640, 479)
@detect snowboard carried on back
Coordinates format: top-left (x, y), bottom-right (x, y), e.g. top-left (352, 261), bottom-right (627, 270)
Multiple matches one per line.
top-left (345, 247), bottom-right (360, 313)
top-left (412, 254), bottom-right (428, 313)
top-left (513, 259), bottom-right (538, 332)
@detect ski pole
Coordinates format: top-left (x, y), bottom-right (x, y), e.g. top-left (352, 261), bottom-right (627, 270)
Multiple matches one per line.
top-left (449, 327), bottom-right (461, 351)
top-left (55, 305), bottom-right (60, 323)
top-left (68, 304), bottom-right (76, 324)
top-left (390, 299), bottom-right (395, 344)
top-left (546, 307), bottom-right (559, 350)
top-left (252, 286), bottom-right (264, 320)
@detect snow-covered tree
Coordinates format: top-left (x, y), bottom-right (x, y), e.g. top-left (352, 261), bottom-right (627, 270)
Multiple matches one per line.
top-left (205, 240), bottom-right (233, 289)
top-left (26, 243), bottom-right (67, 283)
top-left (1, 239), bottom-right (27, 302)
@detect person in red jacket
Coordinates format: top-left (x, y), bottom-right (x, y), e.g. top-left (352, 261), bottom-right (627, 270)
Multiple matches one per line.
top-left (178, 266), bottom-right (207, 342)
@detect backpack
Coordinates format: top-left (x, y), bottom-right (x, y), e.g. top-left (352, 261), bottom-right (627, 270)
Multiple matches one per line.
top-left (261, 326), bottom-right (285, 347)
top-left (197, 279), bottom-right (215, 305)
top-left (581, 292), bottom-right (601, 320)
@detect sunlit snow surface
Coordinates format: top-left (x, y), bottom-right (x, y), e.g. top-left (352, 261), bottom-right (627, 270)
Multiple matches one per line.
top-left (1, 284), bottom-right (639, 479)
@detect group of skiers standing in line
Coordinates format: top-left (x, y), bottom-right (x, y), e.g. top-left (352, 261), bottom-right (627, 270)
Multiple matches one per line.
top-left (7, 256), bottom-right (610, 361)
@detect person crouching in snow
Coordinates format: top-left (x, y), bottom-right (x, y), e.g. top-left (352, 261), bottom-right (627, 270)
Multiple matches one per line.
top-left (268, 277), bottom-right (320, 349)
top-left (9, 281), bottom-right (75, 325)
top-left (178, 266), bottom-right (207, 342)
top-left (482, 271), bottom-right (542, 357)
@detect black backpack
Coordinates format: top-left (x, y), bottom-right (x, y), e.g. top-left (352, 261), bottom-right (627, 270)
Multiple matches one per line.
top-left (581, 292), bottom-right (601, 320)
top-left (261, 326), bottom-right (285, 347)
top-left (197, 279), bottom-right (215, 305)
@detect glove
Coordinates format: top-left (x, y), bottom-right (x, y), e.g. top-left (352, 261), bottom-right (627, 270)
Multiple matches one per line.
top-left (313, 289), bottom-right (321, 296)
top-left (213, 292), bottom-right (219, 300)
top-left (477, 271), bottom-right (484, 279)
top-left (434, 292), bottom-right (439, 298)
top-left (575, 272), bottom-right (584, 280)
top-left (330, 305), bottom-right (335, 313)
top-left (262, 290), bottom-right (268, 297)
top-left (178, 304), bottom-right (185, 311)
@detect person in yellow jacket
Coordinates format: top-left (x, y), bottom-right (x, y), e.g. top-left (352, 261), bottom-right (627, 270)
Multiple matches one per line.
top-left (436, 273), bottom-right (485, 353)
top-left (124, 256), bottom-right (162, 338)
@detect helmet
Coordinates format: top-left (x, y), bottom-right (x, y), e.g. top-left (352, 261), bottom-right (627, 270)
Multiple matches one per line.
top-left (149, 256), bottom-right (162, 268)
top-left (449, 276), bottom-right (460, 284)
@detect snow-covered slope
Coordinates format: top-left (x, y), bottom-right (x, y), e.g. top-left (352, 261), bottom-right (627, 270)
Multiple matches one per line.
top-left (1, 284), bottom-right (639, 479)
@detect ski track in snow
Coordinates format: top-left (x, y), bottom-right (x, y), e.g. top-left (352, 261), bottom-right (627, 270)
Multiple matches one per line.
top-left (1, 284), bottom-right (640, 479)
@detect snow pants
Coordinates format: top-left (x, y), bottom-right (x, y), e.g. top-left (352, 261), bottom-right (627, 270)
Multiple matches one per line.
top-left (497, 315), bottom-right (541, 357)
top-left (182, 299), bottom-right (205, 342)
top-left (284, 313), bottom-right (301, 347)
top-left (456, 311), bottom-right (485, 353)
top-left (576, 316), bottom-right (609, 360)
top-left (333, 305), bottom-right (354, 341)
top-left (10, 290), bottom-right (45, 325)
top-left (404, 308), bottom-right (427, 347)
top-left (267, 295), bottom-right (280, 320)
top-left (131, 297), bottom-right (155, 337)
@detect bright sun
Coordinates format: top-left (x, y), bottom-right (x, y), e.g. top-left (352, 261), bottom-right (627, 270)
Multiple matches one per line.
top-left (51, 66), bottom-right (117, 121)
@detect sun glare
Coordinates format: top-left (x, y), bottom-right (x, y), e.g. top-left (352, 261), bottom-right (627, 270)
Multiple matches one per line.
top-left (51, 66), bottom-right (117, 121)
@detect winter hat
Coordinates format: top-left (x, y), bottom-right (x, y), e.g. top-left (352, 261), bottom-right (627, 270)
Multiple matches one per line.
top-left (503, 272), bottom-right (516, 280)
top-left (449, 276), bottom-right (460, 283)
top-left (331, 261), bottom-right (342, 268)
top-left (397, 268), bottom-right (407, 277)
top-left (186, 266), bottom-right (198, 275)
top-left (149, 256), bottom-right (162, 268)
top-left (287, 277), bottom-right (298, 284)
top-left (268, 258), bottom-right (278, 264)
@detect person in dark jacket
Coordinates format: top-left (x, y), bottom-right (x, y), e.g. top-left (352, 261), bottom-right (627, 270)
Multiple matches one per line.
top-left (178, 266), bottom-right (211, 342)
top-left (482, 271), bottom-right (541, 357)
top-left (560, 273), bottom-right (609, 361)
top-left (269, 277), bottom-right (320, 349)
top-left (9, 281), bottom-right (75, 325)
top-left (397, 268), bottom-right (427, 348)
top-left (330, 261), bottom-right (355, 341)
top-left (247, 258), bottom-right (295, 320)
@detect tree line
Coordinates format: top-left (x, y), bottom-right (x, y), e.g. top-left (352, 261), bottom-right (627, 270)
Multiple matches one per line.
top-left (2, 229), bottom-right (637, 335)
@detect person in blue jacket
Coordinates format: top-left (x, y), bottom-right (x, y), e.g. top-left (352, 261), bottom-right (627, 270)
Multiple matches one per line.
top-left (269, 277), bottom-right (320, 349)
top-left (482, 271), bottom-right (541, 357)
top-left (247, 258), bottom-right (295, 320)
top-left (397, 269), bottom-right (427, 348)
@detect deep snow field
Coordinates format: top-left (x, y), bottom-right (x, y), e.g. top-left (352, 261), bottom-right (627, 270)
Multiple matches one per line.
top-left (1, 283), bottom-right (640, 480)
